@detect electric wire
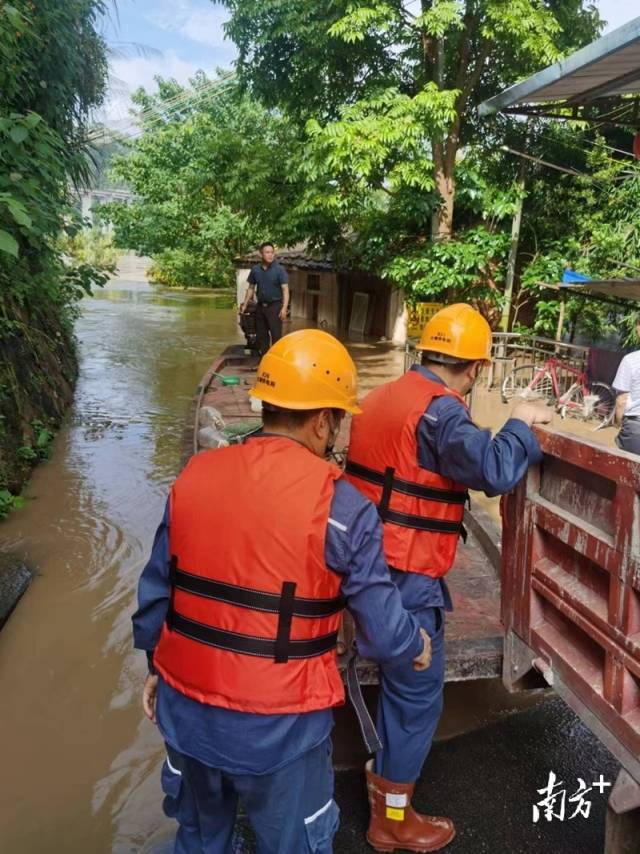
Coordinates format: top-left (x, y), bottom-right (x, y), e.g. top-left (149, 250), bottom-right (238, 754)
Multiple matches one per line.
top-left (532, 125), bottom-right (635, 161)
top-left (500, 145), bottom-right (606, 185)
top-left (124, 80), bottom-right (238, 140)
top-left (523, 128), bottom-right (638, 184)
top-left (119, 70), bottom-right (236, 123)
top-left (88, 72), bottom-right (237, 141)
top-left (89, 76), bottom-right (236, 140)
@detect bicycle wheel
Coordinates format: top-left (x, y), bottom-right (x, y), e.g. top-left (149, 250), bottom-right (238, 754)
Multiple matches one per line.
top-left (591, 383), bottom-right (616, 427)
top-left (561, 382), bottom-right (616, 428)
top-left (502, 365), bottom-right (554, 403)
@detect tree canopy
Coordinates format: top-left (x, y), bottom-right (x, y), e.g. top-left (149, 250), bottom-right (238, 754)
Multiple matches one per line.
top-left (222, 0), bottom-right (600, 239)
top-left (0, 0), bottom-right (109, 315)
top-left (0, 0), bottom-right (110, 508)
top-left (218, 0), bottom-right (617, 333)
top-left (107, 0), bottom-right (640, 342)
top-left (105, 73), bottom-right (299, 287)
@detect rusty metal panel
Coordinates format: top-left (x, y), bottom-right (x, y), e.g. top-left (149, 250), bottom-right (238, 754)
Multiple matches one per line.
top-left (503, 427), bottom-right (640, 778)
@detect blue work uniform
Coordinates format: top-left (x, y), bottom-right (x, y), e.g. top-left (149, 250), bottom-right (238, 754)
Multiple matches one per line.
top-left (374, 365), bottom-right (543, 783)
top-left (133, 439), bottom-right (422, 853)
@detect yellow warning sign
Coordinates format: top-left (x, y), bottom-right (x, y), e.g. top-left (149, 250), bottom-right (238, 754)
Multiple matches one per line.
top-left (406, 302), bottom-right (445, 338)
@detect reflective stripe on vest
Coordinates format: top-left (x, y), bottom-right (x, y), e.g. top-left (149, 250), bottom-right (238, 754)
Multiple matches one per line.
top-left (153, 436), bottom-right (345, 714)
top-left (345, 371), bottom-right (468, 578)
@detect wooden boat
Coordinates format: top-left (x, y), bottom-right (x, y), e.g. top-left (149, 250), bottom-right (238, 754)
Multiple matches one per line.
top-left (185, 344), bottom-right (504, 684)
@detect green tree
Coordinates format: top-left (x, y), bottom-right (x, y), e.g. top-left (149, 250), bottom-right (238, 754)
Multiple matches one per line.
top-left (0, 0), bottom-right (109, 310)
top-left (514, 139), bottom-right (640, 341)
top-left (0, 0), bottom-right (109, 503)
top-left (219, 0), bottom-right (604, 324)
top-left (104, 73), bottom-right (299, 288)
top-left (223, 0), bottom-right (600, 240)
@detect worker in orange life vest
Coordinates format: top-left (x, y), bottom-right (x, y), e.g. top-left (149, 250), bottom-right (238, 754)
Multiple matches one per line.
top-left (132, 329), bottom-right (431, 854)
top-left (345, 304), bottom-right (551, 852)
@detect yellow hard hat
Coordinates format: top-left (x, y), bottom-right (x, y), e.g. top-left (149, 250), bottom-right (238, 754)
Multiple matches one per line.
top-left (250, 329), bottom-right (361, 414)
top-left (417, 303), bottom-right (492, 363)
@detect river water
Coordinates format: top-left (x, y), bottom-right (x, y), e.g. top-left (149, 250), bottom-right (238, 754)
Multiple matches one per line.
top-left (0, 273), bottom-right (539, 852)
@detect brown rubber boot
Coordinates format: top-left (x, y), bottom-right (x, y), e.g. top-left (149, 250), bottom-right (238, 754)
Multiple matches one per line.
top-left (365, 760), bottom-right (456, 853)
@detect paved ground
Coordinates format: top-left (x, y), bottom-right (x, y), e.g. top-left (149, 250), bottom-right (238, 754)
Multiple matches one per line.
top-left (229, 696), bottom-right (620, 854)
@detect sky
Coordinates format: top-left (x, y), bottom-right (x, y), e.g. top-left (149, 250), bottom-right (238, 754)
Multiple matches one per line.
top-left (98, 0), bottom-right (640, 127)
top-left (99, 0), bottom-right (235, 126)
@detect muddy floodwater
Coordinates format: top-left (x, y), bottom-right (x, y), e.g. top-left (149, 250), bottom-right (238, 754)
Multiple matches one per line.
top-left (0, 271), bottom-right (543, 852)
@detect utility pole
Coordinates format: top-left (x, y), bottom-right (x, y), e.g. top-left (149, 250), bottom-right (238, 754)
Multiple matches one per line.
top-left (556, 293), bottom-right (566, 343)
top-left (500, 165), bottom-right (526, 332)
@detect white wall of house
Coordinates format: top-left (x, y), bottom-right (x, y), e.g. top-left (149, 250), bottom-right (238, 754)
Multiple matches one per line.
top-left (235, 263), bottom-right (408, 345)
top-left (236, 267), bottom-right (252, 306)
top-left (77, 189), bottom-right (133, 232)
top-left (387, 287), bottom-right (408, 344)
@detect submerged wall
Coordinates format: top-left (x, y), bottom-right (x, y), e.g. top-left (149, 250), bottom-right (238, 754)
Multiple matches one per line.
top-left (0, 296), bottom-right (77, 505)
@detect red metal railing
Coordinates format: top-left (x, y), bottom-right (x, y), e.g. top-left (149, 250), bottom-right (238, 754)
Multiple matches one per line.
top-left (502, 427), bottom-right (640, 786)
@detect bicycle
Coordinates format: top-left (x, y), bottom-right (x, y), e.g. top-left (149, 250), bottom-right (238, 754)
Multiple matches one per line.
top-left (501, 355), bottom-right (616, 428)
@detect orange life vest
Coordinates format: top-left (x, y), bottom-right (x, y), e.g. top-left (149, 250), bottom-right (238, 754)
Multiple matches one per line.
top-left (345, 370), bottom-right (468, 578)
top-left (153, 436), bottom-right (345, 714)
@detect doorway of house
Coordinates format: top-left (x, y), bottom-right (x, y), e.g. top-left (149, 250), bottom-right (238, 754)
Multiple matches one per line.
top-left (307, 273), bottom-right (320, 323)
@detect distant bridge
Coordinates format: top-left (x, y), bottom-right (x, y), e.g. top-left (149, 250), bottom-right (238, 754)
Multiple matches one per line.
top-left (73, 188), bottom-right (134, 229)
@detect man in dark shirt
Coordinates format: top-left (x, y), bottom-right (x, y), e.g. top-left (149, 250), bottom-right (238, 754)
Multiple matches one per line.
top-left (240, 242), bottom-right (290, 354)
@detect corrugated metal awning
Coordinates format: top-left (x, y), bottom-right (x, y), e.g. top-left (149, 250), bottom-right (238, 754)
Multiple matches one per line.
top-left (479, 17), bottom-right (640, 118)
top-left (540, 277), bottom-right (640, 303)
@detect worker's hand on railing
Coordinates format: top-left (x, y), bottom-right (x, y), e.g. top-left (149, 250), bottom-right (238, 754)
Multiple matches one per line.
top-left (511, 401), bottom-right (552, 427)
top-left (413, 628), bottom-right (432, 671)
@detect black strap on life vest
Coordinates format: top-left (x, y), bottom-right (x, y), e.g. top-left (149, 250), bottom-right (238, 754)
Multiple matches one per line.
top-left (345, 460), bottom-right (468, 504)
top-left (170, 566), bottom-right (344, 618)
top-left (346, 461), bottom-right (467, 535)
top-left (168, 611), bottom-right (338, 661)
top-left (167, 562), bottom-right (341, 664)
top-left (274, 581), bottom-right (296, 664)
top-left (378, 466), bottom-right (395, 520)
top-left (168, 555), bottom-right (178, 621)
top-left (382, 507), bottom-right (464, 534)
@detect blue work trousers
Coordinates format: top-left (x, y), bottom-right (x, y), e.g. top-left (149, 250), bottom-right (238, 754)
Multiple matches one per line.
top-left (161, 737), bottom-right (339, 853)
top-left (374, 606), bottom-right (445, 783)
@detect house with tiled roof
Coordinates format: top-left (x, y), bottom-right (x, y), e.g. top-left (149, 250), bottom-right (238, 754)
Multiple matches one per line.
top-left (234, 244), bottom-right (407, 343)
